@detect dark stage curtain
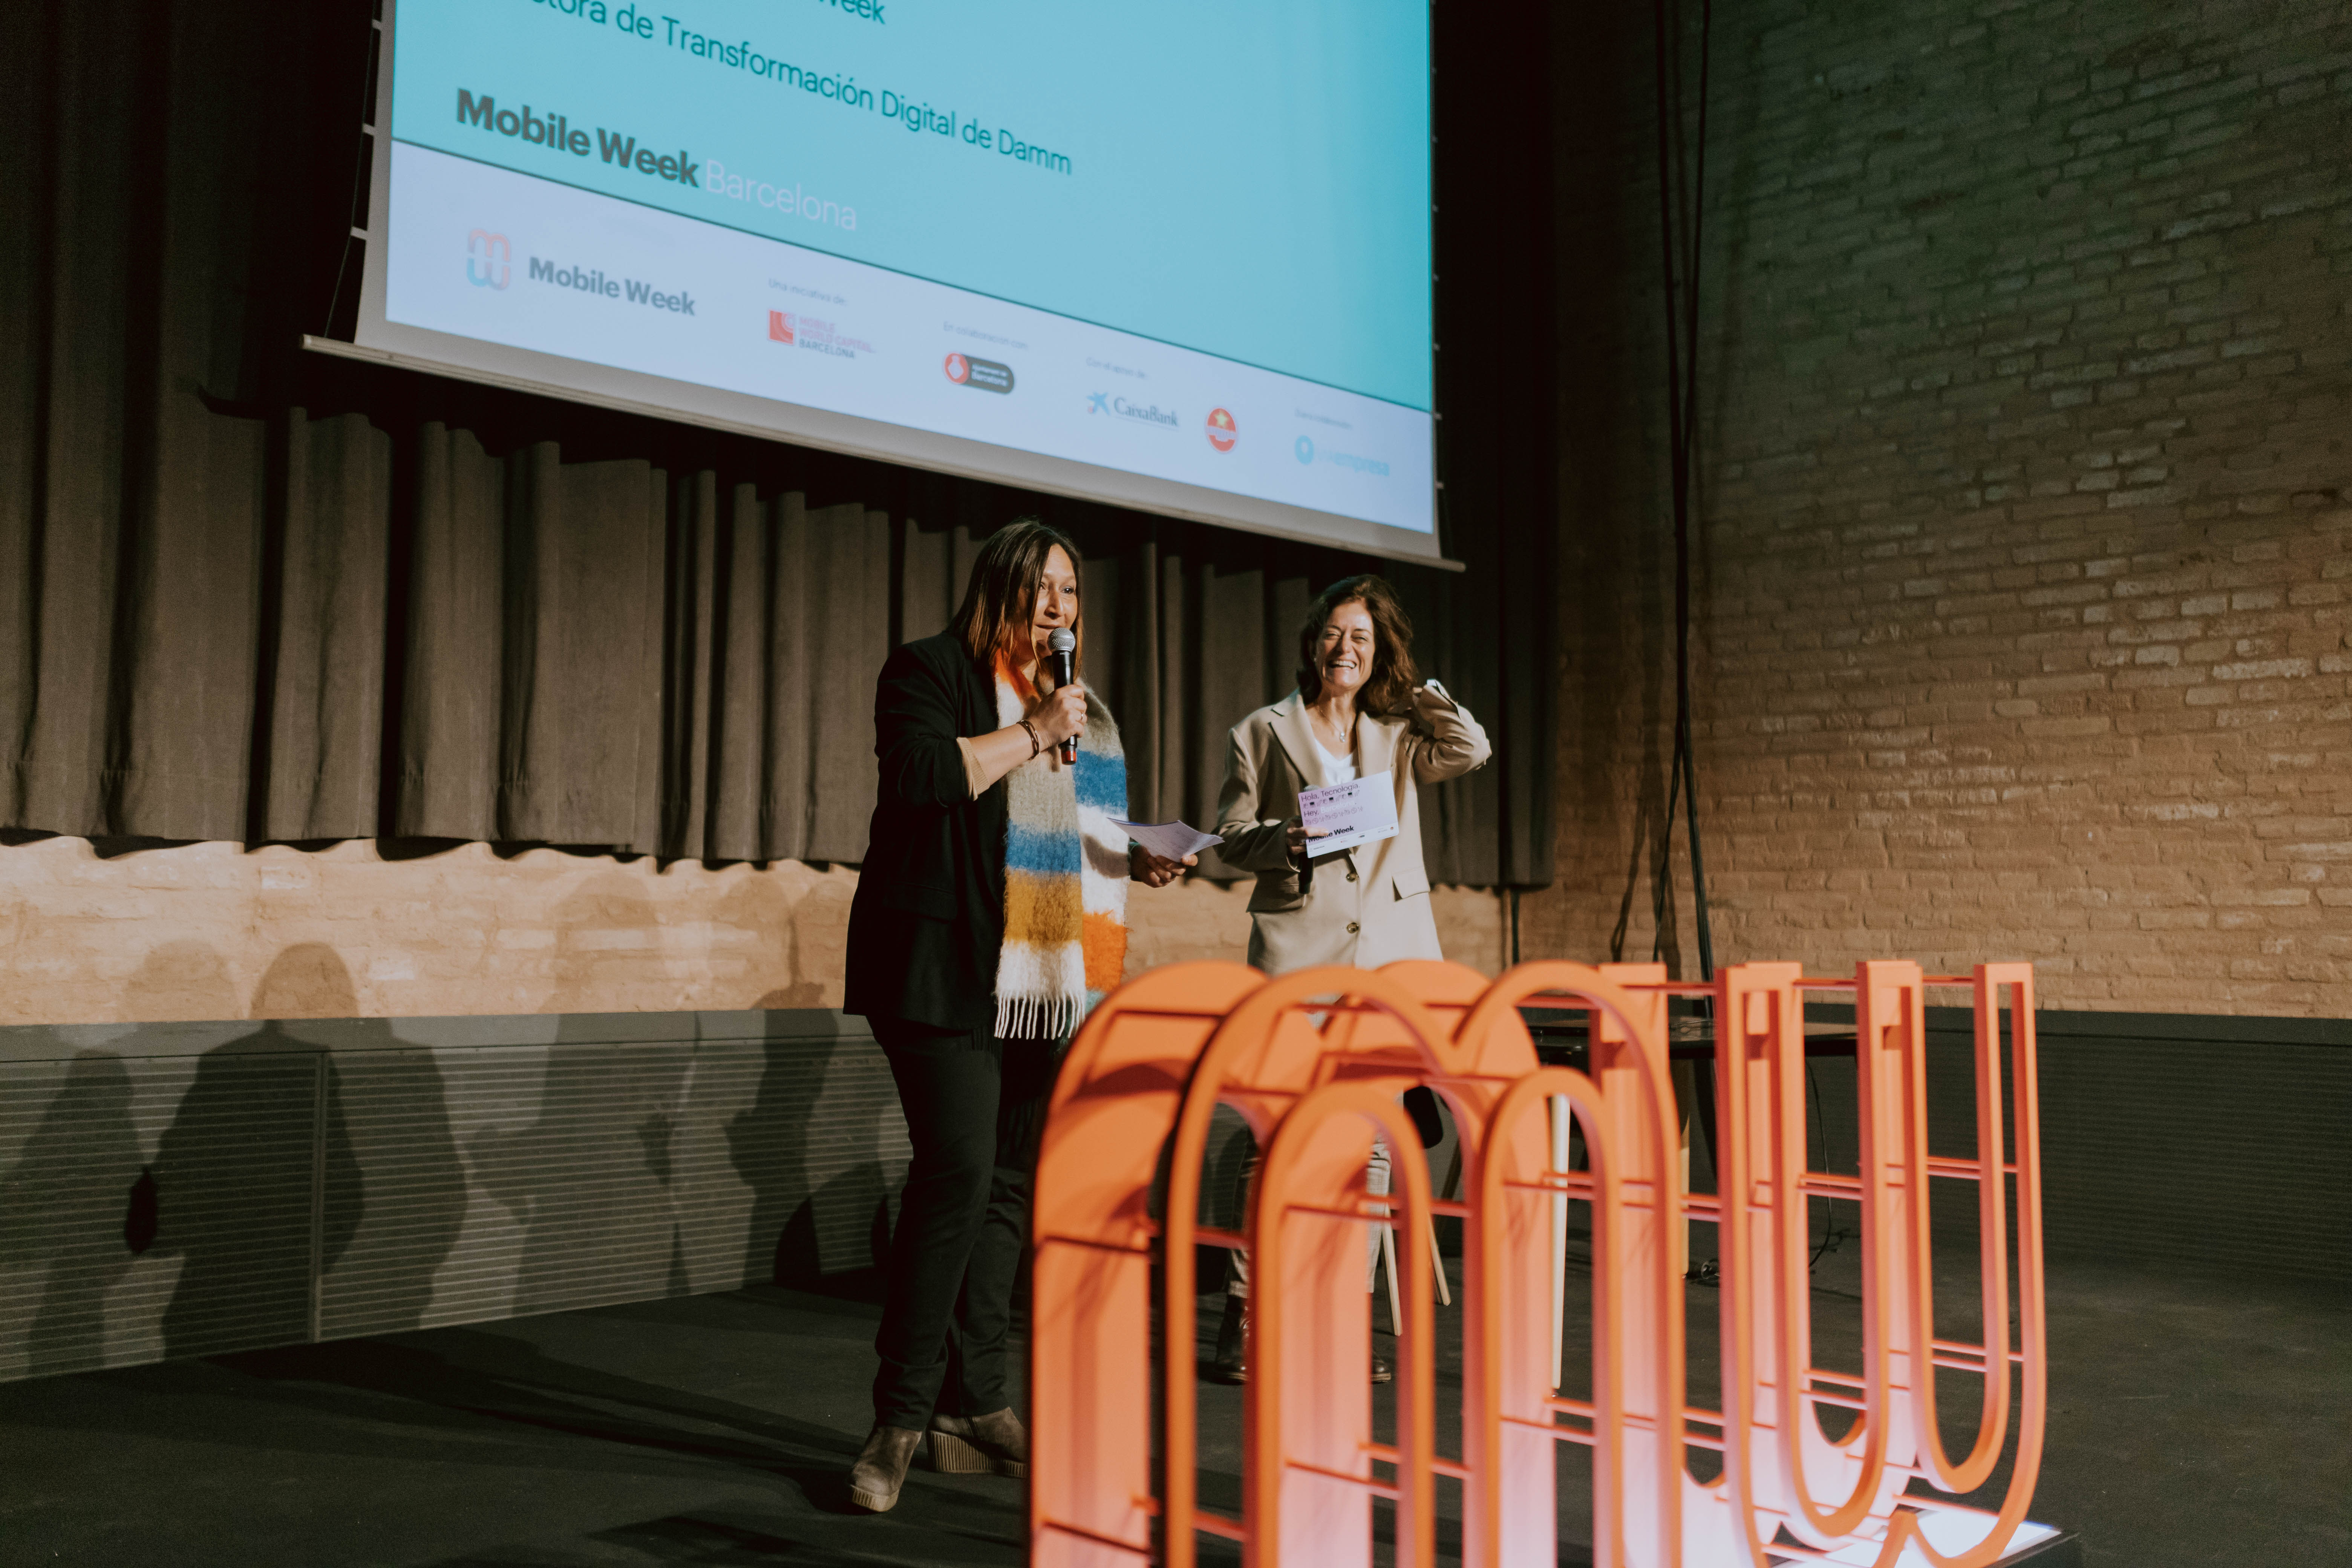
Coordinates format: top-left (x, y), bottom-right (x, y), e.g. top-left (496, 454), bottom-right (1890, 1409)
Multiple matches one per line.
top-left (0, 0), bottom-right (1553, 884)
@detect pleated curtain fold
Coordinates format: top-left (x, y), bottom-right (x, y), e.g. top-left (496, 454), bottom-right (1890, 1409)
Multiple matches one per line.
top-left (2, 397), bottom-right (1528, 881)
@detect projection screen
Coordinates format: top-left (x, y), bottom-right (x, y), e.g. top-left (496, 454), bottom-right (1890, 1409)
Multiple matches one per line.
top-left (324, 0), bottom-right (1444, 562)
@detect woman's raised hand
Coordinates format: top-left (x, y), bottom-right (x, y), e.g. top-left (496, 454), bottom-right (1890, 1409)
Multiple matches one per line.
top-left (1032, 681), bottom-right (1088, 746)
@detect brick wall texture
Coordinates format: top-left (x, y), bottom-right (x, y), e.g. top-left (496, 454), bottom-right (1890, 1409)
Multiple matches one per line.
top-left (1527, 0), bottom-right (2352, 1014)
top-left (0, 838), bottom-right (1505, 1026)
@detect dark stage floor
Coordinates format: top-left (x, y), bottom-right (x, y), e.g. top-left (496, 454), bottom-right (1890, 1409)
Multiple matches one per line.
top-left (1, 1252), bottom-right (2345, 1567)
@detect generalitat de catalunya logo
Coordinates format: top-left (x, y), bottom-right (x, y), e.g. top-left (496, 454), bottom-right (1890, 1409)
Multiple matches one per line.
top-left (466, 229), bottom-right (511, 289)
top-left (945, 351), bottom-right (1015, 394)
top-left (1205, 406), bottom-right (1238, 452)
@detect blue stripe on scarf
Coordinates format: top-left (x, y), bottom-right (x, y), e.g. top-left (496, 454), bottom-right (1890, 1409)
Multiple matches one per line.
top-left (1006, 822), bottom-right (1084, 876)
top-left (1074, 748), bottom-right (1124, 812)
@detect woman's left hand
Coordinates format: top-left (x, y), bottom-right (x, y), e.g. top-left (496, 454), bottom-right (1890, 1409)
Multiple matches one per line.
top-left (1129, 845), bottom-right (1196, 888)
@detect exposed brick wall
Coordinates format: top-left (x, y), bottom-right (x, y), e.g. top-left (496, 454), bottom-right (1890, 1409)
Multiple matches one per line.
top-left (1528, 0), bottom-right (2351, 1013)
top-left (0, 838), bottom-right (1505, 1025)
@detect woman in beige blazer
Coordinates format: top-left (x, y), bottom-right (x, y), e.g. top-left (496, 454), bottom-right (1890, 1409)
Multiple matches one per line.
top-left (1215, 574), bottom-right (1491, 975)
top-left (1204, 572), bottom-right (1490, 1384)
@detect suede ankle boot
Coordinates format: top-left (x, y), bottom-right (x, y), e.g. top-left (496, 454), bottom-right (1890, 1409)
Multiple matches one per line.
top-left (928, 1407), bottom-right (1029, 1476)
top-left (848, 1424), bottom-right (924, 1512)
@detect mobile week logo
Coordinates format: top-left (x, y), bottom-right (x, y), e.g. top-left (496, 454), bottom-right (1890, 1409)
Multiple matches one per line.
top-left (492, 238), bottom-right (697, 315)
top-left (1205, 407), bottom-right (1238, 452)
top-left (466, 230), bottom-right (512, 289)
top-left (454, 90), bottom-right (701, 188)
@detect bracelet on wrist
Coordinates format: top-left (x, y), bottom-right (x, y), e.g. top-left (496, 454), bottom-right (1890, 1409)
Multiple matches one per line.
top-left (1018, 718), bottom-right (1043, 758)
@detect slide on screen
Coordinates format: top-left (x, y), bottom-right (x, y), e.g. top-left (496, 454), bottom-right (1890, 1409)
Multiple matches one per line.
top-left (349, 0), bottom-right (1441, 557)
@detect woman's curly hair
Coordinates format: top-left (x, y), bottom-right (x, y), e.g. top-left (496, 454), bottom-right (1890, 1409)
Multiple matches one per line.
top-left (1294, 574), bottom-right (1418, 717)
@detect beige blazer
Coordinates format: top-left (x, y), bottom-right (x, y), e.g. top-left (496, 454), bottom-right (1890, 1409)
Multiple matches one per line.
top-left (1214, 682), bottom-right (1491, 975)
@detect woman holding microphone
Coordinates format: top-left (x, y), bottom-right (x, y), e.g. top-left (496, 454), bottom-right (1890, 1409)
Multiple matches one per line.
top-left (841, 519), bottom-right (1190, 1512)
top-left (1205, 573), bottom-right (1490, 1380)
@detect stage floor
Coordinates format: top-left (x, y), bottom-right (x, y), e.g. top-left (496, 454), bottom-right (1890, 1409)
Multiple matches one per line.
top-left (1, 1248), bottom-right (2344, 1566)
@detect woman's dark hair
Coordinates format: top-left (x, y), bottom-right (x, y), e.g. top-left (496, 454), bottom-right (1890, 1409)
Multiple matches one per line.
top-left (950, 517), bottom-right (1085, 681)
top-left (1295, 574), bottom-right (1418, 716)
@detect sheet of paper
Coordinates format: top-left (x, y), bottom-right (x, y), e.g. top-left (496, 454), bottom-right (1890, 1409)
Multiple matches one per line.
top-left (1297, 770), bottom-right (1399, 858)
top-left (1113, 819), bottom-right (1223, 862)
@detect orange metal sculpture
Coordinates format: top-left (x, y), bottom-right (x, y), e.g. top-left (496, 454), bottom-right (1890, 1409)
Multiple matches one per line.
top-left (1030, 959), bottom-right (2047, 1568)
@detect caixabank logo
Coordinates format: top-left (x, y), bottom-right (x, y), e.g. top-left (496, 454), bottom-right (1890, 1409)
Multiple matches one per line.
top-left (466, 229), bottom-right (512, 289)
top-left (1090, 392), bottom-right (1178, 429)
top-left (1204, 406), bottom-right (1238, 452)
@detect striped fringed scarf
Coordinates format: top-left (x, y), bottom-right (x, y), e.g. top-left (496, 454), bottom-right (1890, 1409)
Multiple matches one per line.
top-left (994, 664), bottom-right (1130, 1039)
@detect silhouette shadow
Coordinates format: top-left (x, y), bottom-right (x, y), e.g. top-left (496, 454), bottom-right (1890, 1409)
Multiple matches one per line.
top-left (717, 871), bottom-right (907, 1299)
top-left (0, 1052), bottom-right (146, 1377)
top-left (251, 945), bottom-right (469, 1340)
top-left (121, 941), bottom-right (471, 1362)
top-left (149, 1024), bottom-right (363, 1360)
top-left (99, 940), bottom-right (362, 1364)
top-left (459, 877), bottom-right (696, 1318)
top-left (464, 1029), bottom-right (697, 1320)
top-left (728, 1032), bottom-right (906, 1299)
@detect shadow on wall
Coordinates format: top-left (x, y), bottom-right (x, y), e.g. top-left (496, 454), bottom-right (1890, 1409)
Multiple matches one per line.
top-left (251, 946), bottom-right (469, 1341)
top-left (724, 1028), bottom-right (901, 1296)
top-left (467, 877), bottom-right (696, 1318)
top-left (125, 942), bottom-right (363, 1362)
top-left (775, 874), bottom-right (854, 1011)
top-left (712, 867), bottom-right (855, 1012)
top-left (0, 1051), bottom-right (145, 1377)
top-left (733, 879), bottom-right (908, 1297)
top-left (2, 891), bottom-right (906, 1380)
top-left (6, 941), bottom-right (470, 1369)
top-left (727, 865), bottom-right (900, 1291)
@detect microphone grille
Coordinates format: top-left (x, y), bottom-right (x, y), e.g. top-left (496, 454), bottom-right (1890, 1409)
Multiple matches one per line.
top-left (1047, 628), bottom-right (1077, 653)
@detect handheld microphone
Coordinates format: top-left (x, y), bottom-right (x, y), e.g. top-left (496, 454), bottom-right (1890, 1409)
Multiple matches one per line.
top-left (1046, 628), bottom-right (1078, 764)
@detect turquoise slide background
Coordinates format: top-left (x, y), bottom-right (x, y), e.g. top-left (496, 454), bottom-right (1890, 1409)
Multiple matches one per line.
top-left (390, 0), bottom-right (1433, 409)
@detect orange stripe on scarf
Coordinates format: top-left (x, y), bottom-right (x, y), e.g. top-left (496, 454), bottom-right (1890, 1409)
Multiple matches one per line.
top-left (1082, 911), bottom-right (1129, 994)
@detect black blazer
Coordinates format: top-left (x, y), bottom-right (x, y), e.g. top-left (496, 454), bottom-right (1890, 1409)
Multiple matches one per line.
top-left (844, 632), bottom-right (1010, 1030)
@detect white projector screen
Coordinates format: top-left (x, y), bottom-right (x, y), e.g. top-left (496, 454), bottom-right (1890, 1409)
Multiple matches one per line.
top-left (332, 0), bottom-right (1444, 562)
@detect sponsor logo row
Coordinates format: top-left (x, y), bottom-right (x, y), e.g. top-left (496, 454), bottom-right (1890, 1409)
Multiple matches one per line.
top-left (960, 358), bottom-right (1234, 452)
top-left (465, 227), bottom-right (1383, 468)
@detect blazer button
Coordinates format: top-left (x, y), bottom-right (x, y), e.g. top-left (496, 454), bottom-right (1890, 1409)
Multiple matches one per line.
top-left (1346, 921), bottom-right (1360, 934)
top-left (1346, 869), bottom-right (1358, 882)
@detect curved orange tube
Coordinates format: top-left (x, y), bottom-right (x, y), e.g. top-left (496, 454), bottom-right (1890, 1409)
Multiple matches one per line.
top-left (1027, 957), bottom-right (2049, 1568)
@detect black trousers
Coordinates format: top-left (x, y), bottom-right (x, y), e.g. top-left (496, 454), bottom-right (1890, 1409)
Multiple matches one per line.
top-left (868, 1015), bottom-right (1058, 1431)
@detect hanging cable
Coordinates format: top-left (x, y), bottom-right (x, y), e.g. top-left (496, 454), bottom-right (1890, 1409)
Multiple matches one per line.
top-left (1651, 0), bottom-right (1729, 1288)
top-left (1648, 0), bottom-right (1718, 983)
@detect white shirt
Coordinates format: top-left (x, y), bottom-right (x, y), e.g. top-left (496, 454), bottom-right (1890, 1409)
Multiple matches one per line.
top-left (1315, 740), bottom-right (1357, 785)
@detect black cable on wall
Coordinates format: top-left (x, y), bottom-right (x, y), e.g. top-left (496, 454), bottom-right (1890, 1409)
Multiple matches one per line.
top-left (1649, 0), bottom-right (1718, 982)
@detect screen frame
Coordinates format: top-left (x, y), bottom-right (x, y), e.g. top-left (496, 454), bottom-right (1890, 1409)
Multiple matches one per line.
top-left (325, 0), bottom-right (1456, 569)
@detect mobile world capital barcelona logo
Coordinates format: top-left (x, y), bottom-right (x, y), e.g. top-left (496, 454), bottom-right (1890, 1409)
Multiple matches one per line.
top-left (466, 229), bottom-right (512, 289)
top-left (770, 310), bottom-right (873, 358)
top-left (1204, 407), bottom-right (1238, 452)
